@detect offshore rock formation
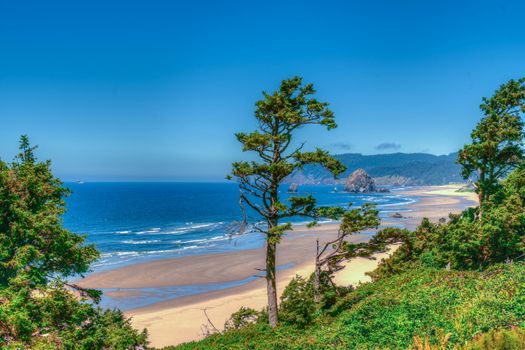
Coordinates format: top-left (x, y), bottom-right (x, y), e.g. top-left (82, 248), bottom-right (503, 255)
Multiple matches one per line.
top-left (344, 169), bottom-right (376, 193)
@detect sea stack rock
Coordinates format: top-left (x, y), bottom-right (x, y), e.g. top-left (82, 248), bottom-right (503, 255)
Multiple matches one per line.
top-left (287, 183), bottom-right (298, 193)
top-left (344, 169), bottom-right (376, 193)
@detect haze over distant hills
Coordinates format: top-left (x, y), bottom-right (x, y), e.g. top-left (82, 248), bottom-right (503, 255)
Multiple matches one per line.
top-left (286, 152), bottom-right (464, 186)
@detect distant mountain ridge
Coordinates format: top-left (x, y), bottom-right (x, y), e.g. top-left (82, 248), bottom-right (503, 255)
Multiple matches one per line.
top-left (286, 152), bottom-right (464, 185)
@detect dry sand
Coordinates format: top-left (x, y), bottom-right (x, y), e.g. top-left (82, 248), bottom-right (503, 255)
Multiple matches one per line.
top-left (78, 185), bottom-right (478, 348)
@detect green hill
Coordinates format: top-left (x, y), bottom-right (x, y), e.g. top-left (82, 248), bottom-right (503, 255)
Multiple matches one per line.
top-left (286, 152), bottom-right (463, 185)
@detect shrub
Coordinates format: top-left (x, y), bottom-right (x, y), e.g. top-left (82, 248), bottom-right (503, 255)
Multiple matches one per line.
top-left (463, 327), bottom-right (525, 350)
top-left (224, 307), bottom-right (263, 331)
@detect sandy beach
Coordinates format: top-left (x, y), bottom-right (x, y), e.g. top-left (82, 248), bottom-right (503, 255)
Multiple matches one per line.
top-left (78, 185), bottom-right (478, 348)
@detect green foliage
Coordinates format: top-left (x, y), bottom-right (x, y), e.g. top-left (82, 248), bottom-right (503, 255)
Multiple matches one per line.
top-left (278, 275), bottom-right (316, 328)
top-left (0, 136), bottom-right (147, 349)
top-left (367, 164), bottom-right (525, 280)
top-left (0, 136), bottom-right (99, 287)
top-left (230, 76), bottom-right (347, 234)
top-left (0, 282), bottom-right (148, 349)
top-left (224, 307), bottom-right (264, 331)
top-left (279, 273), bottom-right (352, 328)
top-left (458, 78), bottom-right (525, 204)
top-left (316, 203), bottom-right (381, 290)
top-left (168, 263), bottom-right (525, 350)
top-left (462, 327), bottom-right (525, 350)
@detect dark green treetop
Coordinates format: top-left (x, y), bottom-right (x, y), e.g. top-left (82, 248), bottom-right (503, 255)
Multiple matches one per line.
top-left (0, 135), bottom-right (99, 288)
top-left (230, 76), bottom-right (346, 237)
top-left (0, 136), bottom-right (148, 348)
top-left (458, 78), bottom-right (525, 204)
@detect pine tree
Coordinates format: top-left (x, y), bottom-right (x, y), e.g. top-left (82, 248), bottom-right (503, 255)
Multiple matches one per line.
top-left (229, 77), bottom-right (346, 327)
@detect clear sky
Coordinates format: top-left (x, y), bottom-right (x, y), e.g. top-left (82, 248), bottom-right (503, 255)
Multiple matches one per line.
top-left (1, 0), bottom-right (524, 181)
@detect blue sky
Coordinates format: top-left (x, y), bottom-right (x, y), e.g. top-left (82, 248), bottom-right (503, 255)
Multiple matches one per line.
top-left (1, 0), bottom-right (524, 181)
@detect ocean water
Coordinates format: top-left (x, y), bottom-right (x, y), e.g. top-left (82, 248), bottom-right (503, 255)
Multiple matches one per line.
top-left (63, 182), bottom-right (415, 273)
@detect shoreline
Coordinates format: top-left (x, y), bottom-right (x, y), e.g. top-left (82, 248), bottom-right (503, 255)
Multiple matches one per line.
top-left (77, 185), bottom-right (478, 348)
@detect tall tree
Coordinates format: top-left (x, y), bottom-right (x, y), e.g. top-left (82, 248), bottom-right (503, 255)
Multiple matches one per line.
top-left (0, 135), bottom-right (99, 288)
top-left (458, 78), bottom-right (525, 206)
top-left (229, 77), bottom-right (346, 327)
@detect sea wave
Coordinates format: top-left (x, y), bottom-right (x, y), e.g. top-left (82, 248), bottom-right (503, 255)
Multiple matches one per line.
top-left (379, 197), bottom-right (417, 207)
top-left (121, 239), bottom-right (161, 244)
top-left (136, 227), bottom-right (161, 234)
top-left (135, 222), bottom-right (222, 235)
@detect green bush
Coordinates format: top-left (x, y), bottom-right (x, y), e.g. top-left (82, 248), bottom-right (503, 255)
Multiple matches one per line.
top-left (278, 275), bottom-right (316, 328)
top-left (224, 307), bottom-right (265, 331)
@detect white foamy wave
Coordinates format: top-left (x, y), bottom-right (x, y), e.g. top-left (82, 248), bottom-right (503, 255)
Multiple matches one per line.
top-left (93, 257), bottom-right (137, 268)
top-left (101, 251), bottom-right (141, 258)
top-left (138, 223), bottom-right (222, 235)
top-left (189, 223), bottom-right (216, 229)
top-left (141, 245), bottom-right (201, 254)
top-left (170, 234), bottom-right (231, 245)
top-left (210, 235), bottom-right (230, 241)
top-left (115, 230), bottom-right (131, 234)
top-left (121, 239), bottom-right (161, 244)
top-left (99, 244), bottom-right (208, 261)
top-left (136, 228), bottom-right (162, 234)
top-left (379, 197), bottom-right (417, 207)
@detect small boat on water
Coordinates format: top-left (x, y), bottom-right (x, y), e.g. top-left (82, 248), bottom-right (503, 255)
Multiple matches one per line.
top-left (287, 183), bottom-right (298, 193)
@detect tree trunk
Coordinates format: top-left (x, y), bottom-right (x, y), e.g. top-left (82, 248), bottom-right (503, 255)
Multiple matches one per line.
top-left (313, 239), bottom-right (321, 302)
top-left (266, 238), bottom-right (278, 327)
top-left (477, 169), bottom-right (485, 220)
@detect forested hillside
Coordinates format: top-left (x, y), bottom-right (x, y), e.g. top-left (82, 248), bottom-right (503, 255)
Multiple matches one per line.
top-left (285, 152), bottom-right (463, 185)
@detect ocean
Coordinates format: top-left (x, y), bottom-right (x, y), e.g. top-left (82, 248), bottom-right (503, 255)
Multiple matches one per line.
top-left (63, 182), bottom-right (415, 273)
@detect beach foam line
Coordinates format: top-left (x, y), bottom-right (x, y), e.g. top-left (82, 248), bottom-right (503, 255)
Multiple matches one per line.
top-left (378, 196), bottom-right (417, 207)
top-left (100, 244), bottom-right (213, 259)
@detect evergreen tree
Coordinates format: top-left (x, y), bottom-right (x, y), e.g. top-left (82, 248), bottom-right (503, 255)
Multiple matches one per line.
top-left (458, 78), bottom-right (525, 206)
top-left (229, 77), bottom-right (346, 327)
top-left (0, 135), bottom-right (99, 288)
top-left (0, 136), bottom-right (147, 349)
